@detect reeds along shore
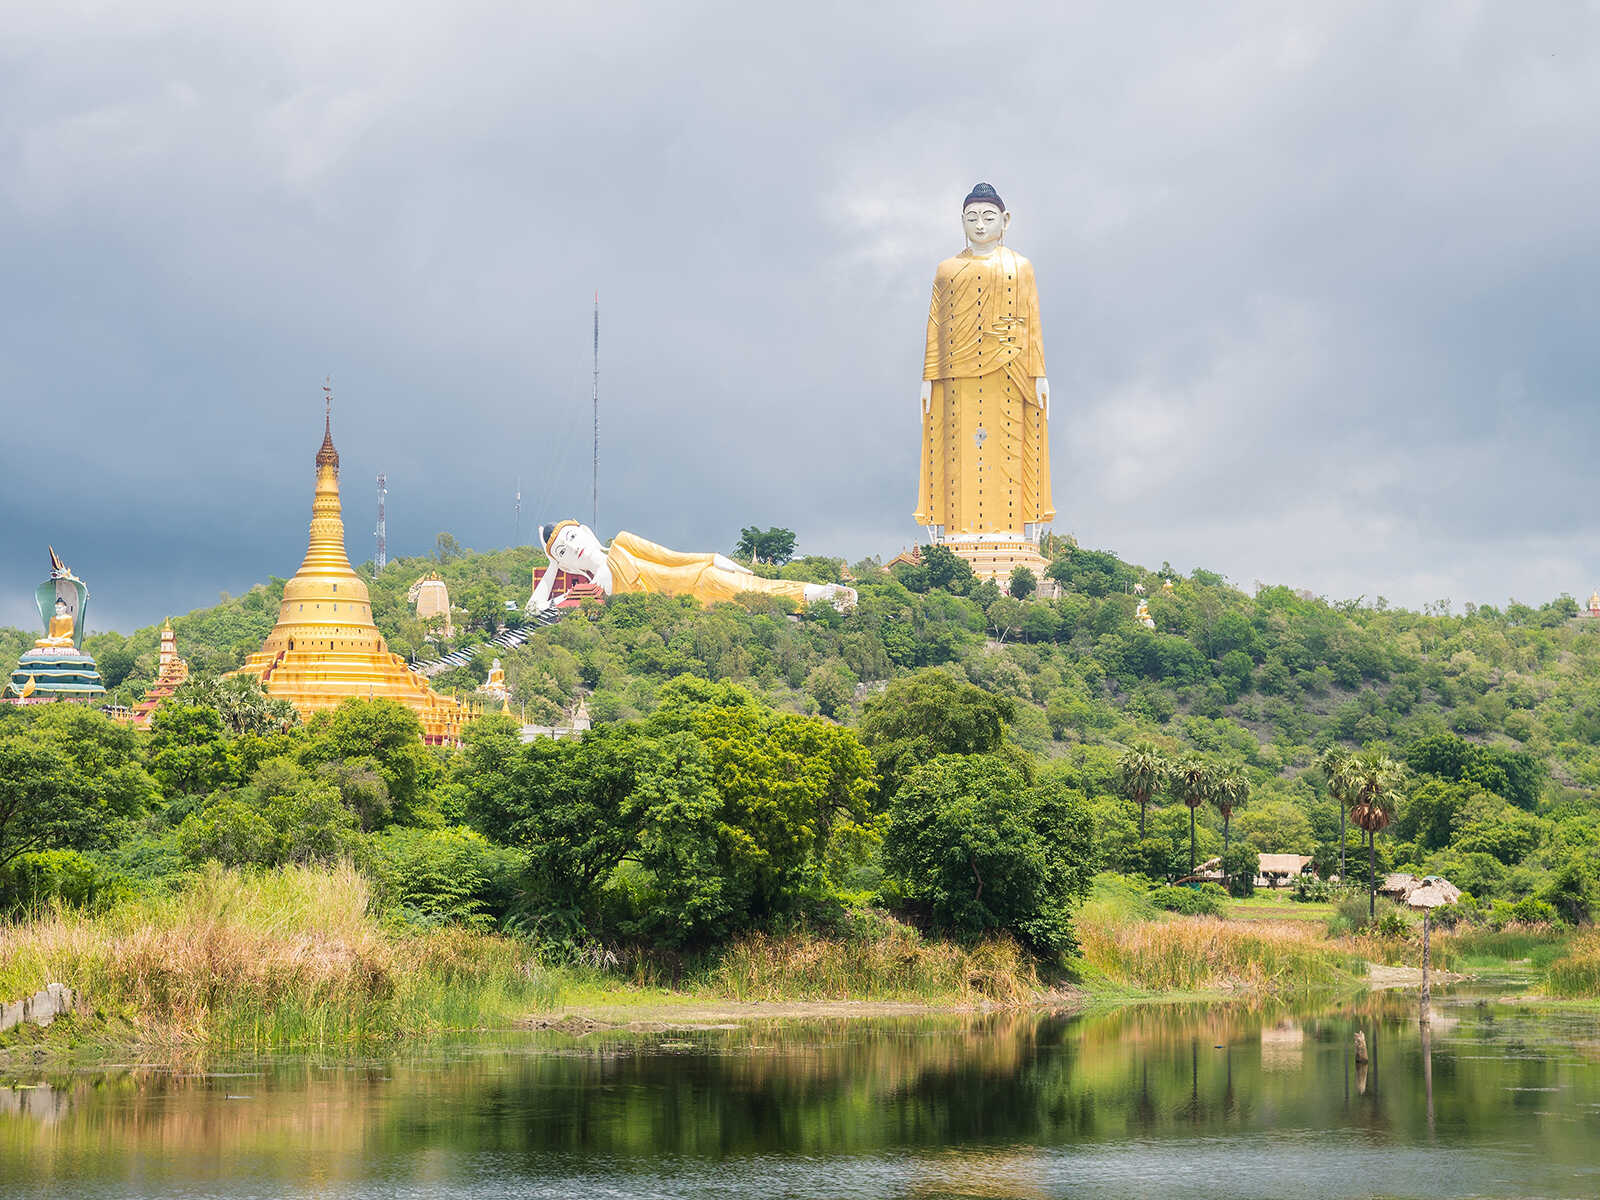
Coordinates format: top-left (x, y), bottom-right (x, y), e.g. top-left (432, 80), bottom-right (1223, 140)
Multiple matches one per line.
top-left (8, 864), bottom-right (1598, 1056)
top-left (0, 864), bottom-right (557, 1051)
top-left (0, 866), bottom-right (1051, 1051)
top-left (1544, 931), bottom-right (1600, 997)
top-left (1075, 910), bottom-right (1367, 993)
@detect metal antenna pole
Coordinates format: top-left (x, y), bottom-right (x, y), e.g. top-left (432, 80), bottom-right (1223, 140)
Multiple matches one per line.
top-left (592, 291), bottom-right (599, 532)
top-left (515, 476), bottom-right (522, 546)
top-left (375, 473), bottom-right (387, 571)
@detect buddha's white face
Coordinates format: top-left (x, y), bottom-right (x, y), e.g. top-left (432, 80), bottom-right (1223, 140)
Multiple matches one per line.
top-left (548, 522), bottom-right (606, 577)
top-left (963, 202), bottom-right (1009, 249)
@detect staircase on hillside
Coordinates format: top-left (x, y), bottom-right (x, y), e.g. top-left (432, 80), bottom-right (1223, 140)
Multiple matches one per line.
top-left (410, 607), bottom-right (565, 679)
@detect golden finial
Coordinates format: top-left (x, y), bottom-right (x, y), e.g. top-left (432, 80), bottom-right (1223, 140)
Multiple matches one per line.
top-left (316, 377), bottom-right (340, 470)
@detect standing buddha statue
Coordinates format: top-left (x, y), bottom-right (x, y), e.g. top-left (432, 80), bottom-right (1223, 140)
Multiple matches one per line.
top-left (914, 183), bottom-right (1054, 580)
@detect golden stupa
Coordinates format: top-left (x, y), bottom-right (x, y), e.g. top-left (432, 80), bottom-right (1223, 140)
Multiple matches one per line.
top-left (231, 403), bottom-right (467, 744)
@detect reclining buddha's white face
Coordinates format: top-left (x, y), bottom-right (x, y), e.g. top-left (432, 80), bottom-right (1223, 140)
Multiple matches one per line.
top-left (548, 521), bottom-right (607, 578)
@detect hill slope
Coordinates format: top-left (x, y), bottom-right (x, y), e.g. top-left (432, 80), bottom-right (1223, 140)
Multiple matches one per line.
top-left (7, 539), bottom-right (1599, 904)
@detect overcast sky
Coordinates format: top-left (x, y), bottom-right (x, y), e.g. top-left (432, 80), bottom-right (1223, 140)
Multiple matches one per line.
top-left (4, 2), bottom-right (1599, 633)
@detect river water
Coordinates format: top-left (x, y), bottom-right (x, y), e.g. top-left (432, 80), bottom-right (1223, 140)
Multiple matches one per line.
top-left (4, 988), bottom-right (1599, 1199)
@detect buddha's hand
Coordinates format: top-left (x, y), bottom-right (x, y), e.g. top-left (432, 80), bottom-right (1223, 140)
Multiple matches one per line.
top-left (1035, 377), bottom-right (1050, 418)
top-left (920, 381), bottom-right (932, 415)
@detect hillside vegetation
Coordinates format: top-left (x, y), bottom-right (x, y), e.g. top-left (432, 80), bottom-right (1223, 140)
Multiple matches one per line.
top-left (3, 535), bottom-right (1600, 1038)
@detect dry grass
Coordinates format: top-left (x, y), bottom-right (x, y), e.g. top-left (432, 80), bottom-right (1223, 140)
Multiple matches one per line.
top-left (0, 863), bottom-right (558, 1050)
top-left (1545, 931), bottom-right (1600, 998)
top-left (707, 918), bottom-right (1041, 1005)
top-left (1079, 912), bottom-right (1365, 993)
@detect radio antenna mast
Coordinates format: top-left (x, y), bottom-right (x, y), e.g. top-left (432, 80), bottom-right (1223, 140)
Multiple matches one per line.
top-left (591, 291), bottom-right (600, 532)
top-left (375, 473), bottom-right (387, 572)
top-left (514, 476), bottom-right (522, 545)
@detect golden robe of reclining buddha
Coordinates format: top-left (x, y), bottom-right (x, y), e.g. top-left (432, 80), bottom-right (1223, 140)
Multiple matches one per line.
top-left (915, 182), bottom-right (1054, 539)
top-left (527, 522), bottom-right (856, 615)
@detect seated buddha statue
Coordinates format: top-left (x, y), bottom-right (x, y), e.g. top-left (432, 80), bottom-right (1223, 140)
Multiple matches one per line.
top-left (527, 522), bottom-right (857, 615)
top-left (37, 597), bottom-right (77, 648)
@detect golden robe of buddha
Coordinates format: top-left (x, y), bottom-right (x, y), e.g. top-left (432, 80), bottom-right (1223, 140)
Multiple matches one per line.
top-left (38, 599), bottom-right (77, 648)
top-left (915, 184), bottom-right (1054, 537)
top-left (605, 531), bottom-right (817, 606)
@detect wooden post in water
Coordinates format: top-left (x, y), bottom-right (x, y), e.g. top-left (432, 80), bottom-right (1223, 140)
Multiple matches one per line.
top-left (1420, 910), bottom-right (1431, 1023)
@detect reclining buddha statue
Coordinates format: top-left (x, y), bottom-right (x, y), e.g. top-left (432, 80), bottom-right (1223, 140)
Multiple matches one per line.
top-left (526, 522), bottom-right (856, 616)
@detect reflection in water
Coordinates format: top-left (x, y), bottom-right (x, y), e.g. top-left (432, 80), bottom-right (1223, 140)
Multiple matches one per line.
top-left (3, 990), bottom-right (1600, 1198)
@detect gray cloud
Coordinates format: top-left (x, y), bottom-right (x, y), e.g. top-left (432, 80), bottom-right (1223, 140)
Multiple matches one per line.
top-left (4, 1), bottom-right (1599, 632)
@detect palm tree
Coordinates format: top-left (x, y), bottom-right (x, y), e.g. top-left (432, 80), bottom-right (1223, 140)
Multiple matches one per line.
top-left (1345, 750), bottom-right (1405, 922)
top-left (1316, 747), bottom-right (1354, 882)
top-left (1213, 764), bottom-right (1250, 890)
top-left (1172, 754), bottom-right (1216, 876)
top-left (1117, 741), bottom-right (1169, 839)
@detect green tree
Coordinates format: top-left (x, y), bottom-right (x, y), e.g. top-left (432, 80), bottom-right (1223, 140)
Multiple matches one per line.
top-left (649, 677), bottom-right (878, 919)
top-left (433, 531), bottom-right (464, 563)
top-left (1346, 750), bottom-right (1405, 922)
top-left (1171, 754), bottom-right (1217, 876)
top-left (734, 526), bottom-right (797, 565)
top-left (883, 754), bottom-right (1095, 953)
top-left (1116, 740), bottom-right (1168, 839)
top-left (469, 723), bottom-right (721, 936)
top-left (1213, 764), bottom-right (1250, 888)
top-left (170, 673), bottom-right (300, 736)
top-left (805, 662), bottom-right (857, 720)
top-left (986, 596), bottom-right (1026, 642)
top-left (1316, 748), bottom-right (1354, 881)
top-left (918, 544), bottom-right (977, 594)
top-left (1009, 565), bottom-right (1037, 600)
top-left (1044, 548), bottom-right (1131, 597)
top-left (0, 737), bottom-right (79, 870)
top-left (300, 699), bottom-right (440, 827)
top-left (1541, 856), bottom-right (1594, 925)
top-left (148, 703), bottom-right (237, 796)
top-left (857, 670), bottom-right (1014, 800)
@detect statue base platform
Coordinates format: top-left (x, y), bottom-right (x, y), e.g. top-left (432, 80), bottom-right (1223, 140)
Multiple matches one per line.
top-left (937, 536), bottom-right (1054, 594)
top-left (8, 647), bottom-right (106, 700)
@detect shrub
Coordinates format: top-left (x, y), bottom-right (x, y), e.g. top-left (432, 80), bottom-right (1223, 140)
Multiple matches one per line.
top-left (0, 850), bottom-right (129, 912)
top-left (1490, 896), bottom-right (1557, 928)
top-left (1291, 874), bottom-right (1334, 903)
top-left (1148, 884), bottom-right (1225, 917)
top-left (1374, 911), bottom-right (1411, 939)
top-left (370, 826), bottom-right (521, 930)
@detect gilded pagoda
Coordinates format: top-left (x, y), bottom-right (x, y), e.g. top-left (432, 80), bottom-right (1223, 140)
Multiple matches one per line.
top-left (230, 405), bottom-right (467, 744)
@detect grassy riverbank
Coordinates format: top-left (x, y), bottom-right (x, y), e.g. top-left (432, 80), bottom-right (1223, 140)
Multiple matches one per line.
top-left (1, 866), bottom-right (1054, 1054)
top-left (8, 865), bottom-right (1589, 1058)
top-left (0, 865), bottom-right (557, 1052)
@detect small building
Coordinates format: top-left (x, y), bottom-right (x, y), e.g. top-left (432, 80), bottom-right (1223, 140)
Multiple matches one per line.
top-left (1380, 872), bottom-right (1423, 900)
top-left (408, 573), bottom-right (453, 638)
top-left (1255, 853), bottom-right (1313, 889)
top-left (1176, 857), bottom-right (1225, 886)
top-left (1589, 589), bottom-right (1600, 618)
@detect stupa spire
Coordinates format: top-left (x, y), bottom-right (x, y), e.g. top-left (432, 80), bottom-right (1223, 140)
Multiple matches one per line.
top-left (317, 377), bottom-right (339, 470)
top-left (226, 398), bottom-right (467, 744)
